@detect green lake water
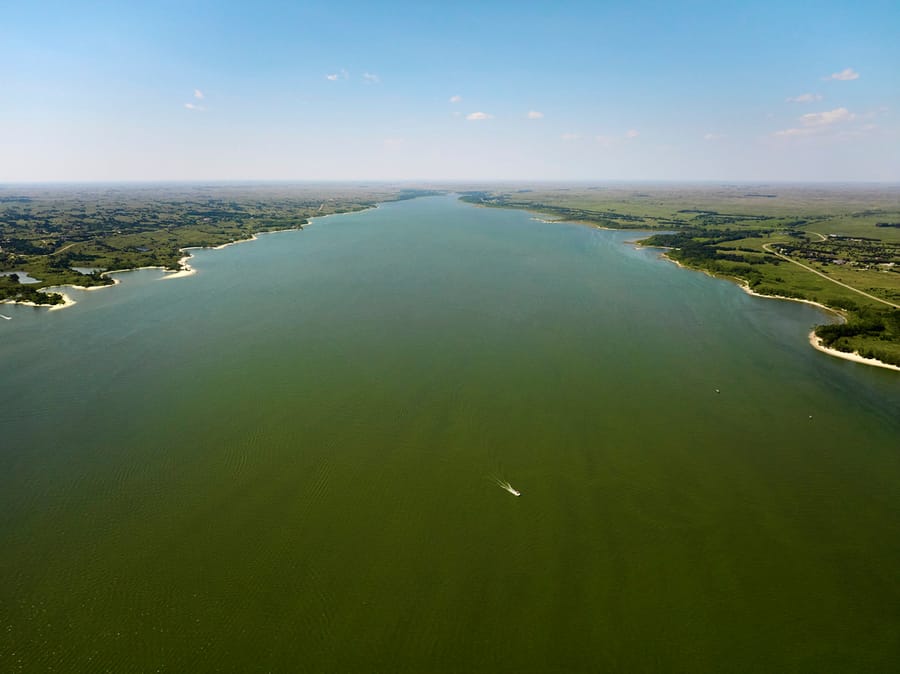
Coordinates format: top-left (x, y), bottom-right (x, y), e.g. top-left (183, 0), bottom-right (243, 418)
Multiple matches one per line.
top-left (1, 195), bottom-right (898, 672)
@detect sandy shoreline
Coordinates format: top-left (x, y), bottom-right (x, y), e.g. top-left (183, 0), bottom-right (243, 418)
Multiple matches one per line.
top-left (1, 293), bottom-right (78, 311)
top-left (808, 331), bottom-right (900, 372)
top-left (529, 213), bottom-right (616, 230)
top-left (737, 281), bottom-right (844, 320)
top-left (159, 255), bottom-right (197, 280)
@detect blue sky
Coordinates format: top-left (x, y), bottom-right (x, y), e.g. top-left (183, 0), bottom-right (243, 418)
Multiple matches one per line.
top-left (1, 0), bottom-right (898, 181)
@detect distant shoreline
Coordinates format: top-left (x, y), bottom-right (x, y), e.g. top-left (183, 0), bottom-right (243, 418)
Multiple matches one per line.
top-left (7, 197), bottom-right (899, 375)
top-left (586, 229), bottom-right (898, 373)
top-left (0, 206), bottom-right (374, 312)
top-left (477, 202), bottom-right (899, 374)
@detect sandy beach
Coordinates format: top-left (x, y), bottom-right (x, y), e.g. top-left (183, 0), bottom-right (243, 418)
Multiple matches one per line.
top-left (160, 255), bottom-right (197, 280)
top-left (213, 233), bottom-right (259, 250)
top-left (808, 331), bottom-right (900, 372)
top-left (47, 292), bottom-right (76, 310)
top-left (737, 281), bottom-right (844, 319)
top-left (1, 290), bottom-right (77, 311)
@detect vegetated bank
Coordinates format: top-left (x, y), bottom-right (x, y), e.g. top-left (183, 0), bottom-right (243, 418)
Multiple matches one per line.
top-left (0, 185), bottom-right (441, 307)
top-left (460, 185), bottom-right (900, 367)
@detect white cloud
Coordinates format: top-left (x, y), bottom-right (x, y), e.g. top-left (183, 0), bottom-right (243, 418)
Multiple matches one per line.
top-left (561, 133), bottom-right (579, 141)
top-left (466, 111), bottom-right (493, 120)
top-left (824, 67), bottom-right (859, 81)
top-left (625, 129), bottom-right (639, 138)
top-left (326, 69), bottom-right (349, 81)
top-left (786, 93), bottom-right (822, 103)
top-left (775, 107), bottom-right (855, 137)
top-left (526, 110), bottom-right (544, 119)
top-left (703, 133), bottom-right (725, 141)
top-left (799, 107), bottom-right (855, 127)
top-left (774, 127), bottom-right (817, 137)
top-left (184, 102), bottom-right (204, 111)
top-left (193, 89), bottom-right (204, 100)
top-left (362, 72), bottom-right (380, 84)
top-left (449, 95), bottom-right (462, 104)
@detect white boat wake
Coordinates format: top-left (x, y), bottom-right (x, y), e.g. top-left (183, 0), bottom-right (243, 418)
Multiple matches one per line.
top-left (0, 314), bottom-right (11, 320)
top-left (495, 478), bottom-right (521, 497)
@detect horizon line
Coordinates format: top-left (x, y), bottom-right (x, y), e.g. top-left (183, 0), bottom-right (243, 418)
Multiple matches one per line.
top-left (2, 179), bottom-right (900, 186)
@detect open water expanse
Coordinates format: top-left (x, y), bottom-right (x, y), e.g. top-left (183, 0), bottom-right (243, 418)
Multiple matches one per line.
top-left (1, 195), bottom-right (898, 672)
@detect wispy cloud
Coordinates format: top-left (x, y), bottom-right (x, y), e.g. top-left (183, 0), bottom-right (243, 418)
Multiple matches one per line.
top-left (561, 133), bottom-right (579, 141)
top-left (799, 107), bottom-right (855, 127)
top-left (362, 72), bottom-right (380, 84)
top-left (326, 69), bottom-right (349, 81)
top-left (193, 89), bottom-right (204, 100)
top-left (824, 67), bottom-right (859, 81)
top-left (383, 137), bottom-right (404, 148)
top-left (593, 130), bottom-right (640, 145)
top-left (774, 127), bottom-right (818, 138)
top-left (703, 132), bottom-right (725, 141)
top-left (184, 102), bottom-right (204, 111)
top-left (786, 93), bottom-right (822, 103)
top-left (526, 110), bottom-right (544, 119)
top-left (449, 95), bottom-right (462, 104)
top-left (775, 107), bottom-right (855, 137)
top-left (830, 121), bottom-right (880, 140)
top-left (860, 105), bottom-right (890, 121)
top-left (466, 111), bottom-right (493, 121)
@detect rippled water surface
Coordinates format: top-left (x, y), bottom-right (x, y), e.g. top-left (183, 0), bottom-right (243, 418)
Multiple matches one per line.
top-left (1, 196), bottom-right (898, 671)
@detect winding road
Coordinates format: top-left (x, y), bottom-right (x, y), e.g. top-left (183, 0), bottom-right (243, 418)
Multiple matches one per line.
top-left (52, 242), bottom-right (79, 255)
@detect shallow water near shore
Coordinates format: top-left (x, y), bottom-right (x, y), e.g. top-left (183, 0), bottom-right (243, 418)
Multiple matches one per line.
top-left (1, 195), bottom-right (898, 671)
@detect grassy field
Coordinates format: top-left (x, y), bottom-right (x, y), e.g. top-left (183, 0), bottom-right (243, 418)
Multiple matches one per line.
top-left (460, 183), bottom-right (900, 366)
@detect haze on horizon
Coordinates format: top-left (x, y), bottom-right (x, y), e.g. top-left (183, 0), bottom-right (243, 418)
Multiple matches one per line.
top-left (2, 0), bottom-right (898, 183)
